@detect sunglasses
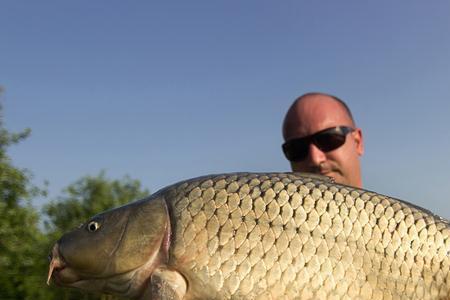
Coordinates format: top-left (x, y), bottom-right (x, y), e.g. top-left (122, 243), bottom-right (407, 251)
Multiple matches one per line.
top-left (282, 126), bottom-right (355, 162)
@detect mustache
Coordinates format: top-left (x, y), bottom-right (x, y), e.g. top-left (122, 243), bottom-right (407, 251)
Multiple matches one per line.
top-left (307, 163), bottom-right (340, 174)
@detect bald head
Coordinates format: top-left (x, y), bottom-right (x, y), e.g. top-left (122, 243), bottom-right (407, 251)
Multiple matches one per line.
top-left (282, 93), bottom-right (364, 187)
top-left (283, 93), bottom-right (355, 140)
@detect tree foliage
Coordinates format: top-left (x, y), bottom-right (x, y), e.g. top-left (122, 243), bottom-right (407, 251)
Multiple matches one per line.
top-left (44, 172), bottom-right (150, 235)
top-left (1, 91), bottom-right (150, 300)
top-left (0, 96), bottom-right (48, 300)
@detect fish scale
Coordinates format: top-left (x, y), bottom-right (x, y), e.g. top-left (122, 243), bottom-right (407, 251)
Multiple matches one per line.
top-left (165, 173), bottom-right (450, 299)
top-left (48, 172), bottom-right (450, 299)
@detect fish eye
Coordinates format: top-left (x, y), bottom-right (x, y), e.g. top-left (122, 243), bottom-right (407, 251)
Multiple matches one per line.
top-left (87, 221), bottom-right (100, 232)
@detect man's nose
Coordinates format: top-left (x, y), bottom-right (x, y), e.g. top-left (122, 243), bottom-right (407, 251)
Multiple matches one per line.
top-left (307, 143), bottom-right (326, 166)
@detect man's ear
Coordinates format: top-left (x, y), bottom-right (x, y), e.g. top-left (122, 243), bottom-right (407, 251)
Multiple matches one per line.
top-left (353, 128), bottom-right (364, 156)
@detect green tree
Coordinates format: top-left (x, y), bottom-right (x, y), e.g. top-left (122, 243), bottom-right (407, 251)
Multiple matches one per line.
top-left (0, 89), bottom-right (150, 300)
top-left (0, 92), bottom-right (49, 300)
top-left (44, 172), bottom-right (150, 300)
top-left (44, 172), bottom-right (150, 236)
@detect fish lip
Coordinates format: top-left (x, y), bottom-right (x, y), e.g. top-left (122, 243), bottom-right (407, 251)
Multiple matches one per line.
top-left (51, 264), bottom-right (92, 287)
top-left (48, 243), bottom-right (71, 285)
top-left (50, 267), bottom-right (67, 285)
top-left (48, 261), bottom-right (68, 285)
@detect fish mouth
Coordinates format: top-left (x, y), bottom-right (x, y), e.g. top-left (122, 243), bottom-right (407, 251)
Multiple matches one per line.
top-left (47, 241), bottom-right (155, 298)
top-left (47, 244), bottom-right (64, 285)
top-left (47, 244), bottom-right (81, 286)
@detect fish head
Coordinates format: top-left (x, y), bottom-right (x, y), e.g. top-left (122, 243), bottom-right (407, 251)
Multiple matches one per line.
top-left (48, 196), bottom-right (170, 298)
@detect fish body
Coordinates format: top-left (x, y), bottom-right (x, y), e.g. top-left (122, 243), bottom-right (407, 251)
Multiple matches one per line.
top-left (49, 172), bottom-right (450, 299)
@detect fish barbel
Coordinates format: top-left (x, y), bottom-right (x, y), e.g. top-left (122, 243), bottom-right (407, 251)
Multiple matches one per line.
top-left (48, 172), bottom-right (450, 299)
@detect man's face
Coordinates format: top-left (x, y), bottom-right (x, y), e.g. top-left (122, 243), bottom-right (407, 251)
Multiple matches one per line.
top-left (283, 95), bottom-right (364, 187)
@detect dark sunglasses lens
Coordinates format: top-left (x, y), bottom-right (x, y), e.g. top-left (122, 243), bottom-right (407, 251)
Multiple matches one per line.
top-left (314, 132), bottom-right (346, 152)
top-left (283, 139), bottom-right (309, 162)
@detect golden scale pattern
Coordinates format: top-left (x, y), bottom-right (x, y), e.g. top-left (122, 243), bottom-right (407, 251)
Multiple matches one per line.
top-left (165, 173), bottom-right (450, 299)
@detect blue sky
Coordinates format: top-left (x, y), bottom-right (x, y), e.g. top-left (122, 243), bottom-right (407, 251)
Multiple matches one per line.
top-left (2, 1), bottom-right (450, 218)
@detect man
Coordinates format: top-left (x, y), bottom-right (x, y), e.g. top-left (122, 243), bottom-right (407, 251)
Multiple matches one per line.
top-left (282, 93), bottom-right (364, 188)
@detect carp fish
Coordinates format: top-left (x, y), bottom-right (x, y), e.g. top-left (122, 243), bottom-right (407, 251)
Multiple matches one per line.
top-left (48, 172), bottom-right (450, 299)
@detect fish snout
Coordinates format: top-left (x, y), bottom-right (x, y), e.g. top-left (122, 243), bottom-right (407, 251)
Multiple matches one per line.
top-left (47, 243), bottom-right (66, 285)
